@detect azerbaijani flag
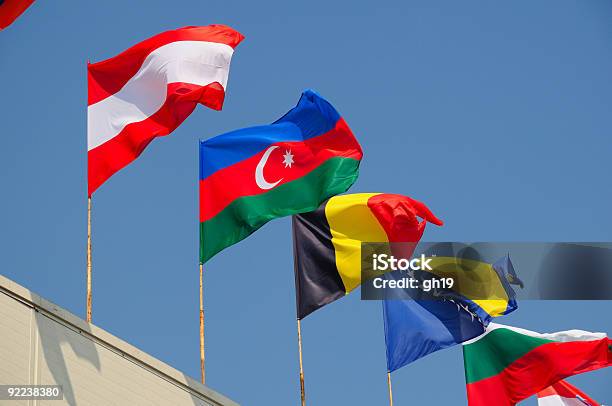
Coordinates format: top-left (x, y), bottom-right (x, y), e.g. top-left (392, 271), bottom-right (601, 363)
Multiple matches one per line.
top-left (537, 380), bottom-right (601, 406)
top-left (199, 90), bottom-right (362, 263)
top-left (463, 323), bottom-right (611, 406)
top-left (88, 25), bottom-right (244, 195)
top-left (292, 193), bottom-right (443, 319)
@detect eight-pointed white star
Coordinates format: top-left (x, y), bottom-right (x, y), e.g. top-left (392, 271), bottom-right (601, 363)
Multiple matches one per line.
top-left (282, 149), bottom-right (294, 168)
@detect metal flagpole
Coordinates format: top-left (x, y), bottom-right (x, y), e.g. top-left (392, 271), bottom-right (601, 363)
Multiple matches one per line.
top-left (387, 371), bottom-right (394, 406)
top-left (86, 60), bottom-right (93, 324)
top-left (199, 262), bottom-right (206, 384)
top-left (297, 318), bottom-right (306, 406)
top-left (198, 138), bottom-right (206, 385)
top-left (86, 197), bottom-right (93, 322)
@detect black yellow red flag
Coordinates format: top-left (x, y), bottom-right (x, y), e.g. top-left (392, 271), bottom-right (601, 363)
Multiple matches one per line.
top-left (292, 193), bottom-right (443, 319)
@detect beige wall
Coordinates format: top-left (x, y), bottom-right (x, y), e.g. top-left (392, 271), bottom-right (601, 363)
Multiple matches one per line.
top-left (0, 275), bottom-right (238, 406)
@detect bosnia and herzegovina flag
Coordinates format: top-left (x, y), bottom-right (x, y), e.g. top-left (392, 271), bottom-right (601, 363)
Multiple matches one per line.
top-left (383, 292), bottom-right (486, 372)
top-left (292, 193), bottom-right (443, 319)
top-left (418, 247), bottom-right (522, 324)
top-left (423, 254), bottom-right (519, 323)
top-left (383, 253), bottom-right (522, 372)
top-left (199, 90), bottom-right (362, 263)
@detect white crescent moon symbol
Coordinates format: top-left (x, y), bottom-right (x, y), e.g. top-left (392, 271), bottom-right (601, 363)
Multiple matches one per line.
top-left (255, 146), bottom-right (283, 190)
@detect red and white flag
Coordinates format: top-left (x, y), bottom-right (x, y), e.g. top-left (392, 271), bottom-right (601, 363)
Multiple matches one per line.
top-left (87, 25), bottom-right (244, 195)
top-left (0, 0), bottom-right (35, 30)
top-left (537, 380), bottom-right (601, 406)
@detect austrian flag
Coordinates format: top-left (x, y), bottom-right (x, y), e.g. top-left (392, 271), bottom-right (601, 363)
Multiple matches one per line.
top-left (0, 0), bottom-right (35, 29)
top-left (87, 25), bottom-right (244, 195)
top-left (538, 380), bottom-right (601, 406)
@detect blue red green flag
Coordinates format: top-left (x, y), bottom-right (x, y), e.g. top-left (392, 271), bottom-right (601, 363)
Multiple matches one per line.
top-left (199, 90), bottom-right (362, 263)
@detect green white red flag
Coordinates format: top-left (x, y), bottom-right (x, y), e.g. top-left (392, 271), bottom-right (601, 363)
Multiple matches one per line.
top-left (463, 323), bottom-right (611, 406)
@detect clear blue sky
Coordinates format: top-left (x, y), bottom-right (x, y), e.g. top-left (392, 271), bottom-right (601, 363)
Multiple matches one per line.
top-left (1, 1), bottom-right (611, 404)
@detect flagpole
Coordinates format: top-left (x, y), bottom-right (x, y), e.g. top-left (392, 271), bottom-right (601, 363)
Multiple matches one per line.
top-left (86, 59), bottom-right (93, 324)
top-left (198, 138), bottom-right (206, 385)
top-left (387, 371), bottom-right (394, 406)
top-left (199, 262), bottom-right (206, 384)
top-left (86, 197), bottom-right (92, 322)
top-left (297, 318), bottom-right (306, 406)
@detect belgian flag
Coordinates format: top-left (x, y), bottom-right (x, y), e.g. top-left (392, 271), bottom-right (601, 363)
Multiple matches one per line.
top-left (292, 193), bottom-right (443, 319)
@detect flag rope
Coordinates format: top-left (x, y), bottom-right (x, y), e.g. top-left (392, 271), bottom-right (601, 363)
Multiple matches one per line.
top-left (387, 371), bottom-right (394, 406)
top-left (199, 262), bottom-right (206, 384)
top-left (86, 197), bottom-right (92, 322)
top-left (297, 318), bottom-right (306, 406)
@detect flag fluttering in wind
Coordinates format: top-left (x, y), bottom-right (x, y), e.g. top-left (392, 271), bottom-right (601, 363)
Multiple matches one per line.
top-left (537, 380), bottom-right (601, 406)
top-left (0, 0), bottom-right (34, 30)
top-left (292, 193), bottom-right (443, 319)
top-left (88, 25), bottom-right (244, 195)
top-left (421, 253), bottom-right (521, 324)
top-left (199, 90), bottom-right (362, 263)
top-left (463, 323), bottom-right (611, 406)
top-left (383, 298), bottom-right (486, 372)
top-left (496, 253), bottom-right (524, 289)
top-left (382, 254), bottom-right (520, 372)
